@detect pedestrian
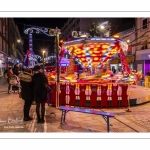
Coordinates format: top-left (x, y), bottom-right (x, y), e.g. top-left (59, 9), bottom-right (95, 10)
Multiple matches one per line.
top-left (19, 68), bottom-right (34, 121)
top-left (7, 67), bottom-right (14, 93)
top-left (112, 68), bottom-right (116, 74)
top-left (32, 65), bottom-right (48, 124)
top-left (4, 63), bottom-right (10, 79)
top-left (13, 63), bottom-right (21, 76)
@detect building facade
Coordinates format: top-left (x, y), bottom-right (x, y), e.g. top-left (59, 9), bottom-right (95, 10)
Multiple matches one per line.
top-left (135, 18), bottom-right (150, 75)
top-left (60, 18), bottom-right (108, 40)
top-left (0, 18), bottom-right (24, 76)
top-left (8, 18), bottom-right (24, 67)
top-left (110, 27), bottom-right (136, 72)
top-left (0, 18), bottom-right (9, 76)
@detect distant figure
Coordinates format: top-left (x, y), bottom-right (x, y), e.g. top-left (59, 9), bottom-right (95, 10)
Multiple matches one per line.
top-left (112, 68), bottom-right (116, 74)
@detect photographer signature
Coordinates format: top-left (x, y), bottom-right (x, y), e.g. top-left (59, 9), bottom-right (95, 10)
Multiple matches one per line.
top-left (0, 118), bottom-right (23, 124)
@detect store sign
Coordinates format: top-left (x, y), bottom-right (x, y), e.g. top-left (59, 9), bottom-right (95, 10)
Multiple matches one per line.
top-left (59, 63), bottom-right (69, 66)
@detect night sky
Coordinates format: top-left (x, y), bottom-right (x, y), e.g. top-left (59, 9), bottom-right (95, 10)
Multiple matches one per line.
top-left (13, 18), bottom-right (69, 56)
top-left (13, 18), bottom-right (135, 56)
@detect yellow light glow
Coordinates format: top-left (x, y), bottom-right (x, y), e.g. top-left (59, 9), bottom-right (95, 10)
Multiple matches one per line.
top-left (17, 39), bottom-right (21, 43)
top-left (100, 26), bottom-right (105, 29)
top-left (113, 35), bottom-right (120, 38)
top-left (94, 57), bottom-right (99, 61)
top-left (91, 54), bottom-right (97, 56)
top-left (93, 51), bottom-right (100, 54)
top-left (76, 52), bottom-right (81, 54)
top-left (127, 39), bottom-right (130, 43)
top-left (102, 45), bottom-right (109, 48)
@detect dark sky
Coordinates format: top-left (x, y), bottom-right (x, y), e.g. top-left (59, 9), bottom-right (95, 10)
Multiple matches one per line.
top-left (13, 18), bottom-right (135, 56)
top-left (14, 18), bottom-right (69, 56)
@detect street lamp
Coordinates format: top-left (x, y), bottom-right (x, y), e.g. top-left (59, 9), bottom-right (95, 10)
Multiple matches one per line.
top-left (100, 25), bottom-right (105, 30)
top-left (98, 21), bottom-right (110, 37)
top-left (17, 39), bottom-right (21, 43)
top-left (42, 50), bottom-right (45, 72)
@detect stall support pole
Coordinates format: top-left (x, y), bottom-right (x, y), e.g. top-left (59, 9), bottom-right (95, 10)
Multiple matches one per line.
top-left (126, 83), bottom-right (131, 112)
top-left (55, 33), bottom-right (60, 108)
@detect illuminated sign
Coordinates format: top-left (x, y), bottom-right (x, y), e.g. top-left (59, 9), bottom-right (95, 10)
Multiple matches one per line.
top-left (59, 64), bottom-right (69, 66)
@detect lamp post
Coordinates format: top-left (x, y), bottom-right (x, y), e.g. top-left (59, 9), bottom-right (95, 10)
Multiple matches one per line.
top-left (42, 50), bottom-right (45, 72)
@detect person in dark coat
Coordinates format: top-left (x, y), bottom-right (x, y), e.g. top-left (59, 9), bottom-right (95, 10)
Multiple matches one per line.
top-left (32, 65), bottom-right (48, 124)
top-left (19, 68), bottom-right (34, 121)
top-left (146, 70), bottom-right (150, 76)
top-left (13, 63), bottom-right (21, 76)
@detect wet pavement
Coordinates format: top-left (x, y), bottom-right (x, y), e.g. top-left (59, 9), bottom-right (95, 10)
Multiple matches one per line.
top-left (0, 77), bottom-right (150, 133)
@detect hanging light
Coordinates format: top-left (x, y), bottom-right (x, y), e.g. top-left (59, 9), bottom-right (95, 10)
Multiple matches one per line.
top-left (30, 29), bottom-right (33, 33)
top-left (36, 30), bottom-right (40, 34)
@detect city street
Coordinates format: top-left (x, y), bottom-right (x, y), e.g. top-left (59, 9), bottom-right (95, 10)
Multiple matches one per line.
top-left (0, 77), bottom-right (150, 133)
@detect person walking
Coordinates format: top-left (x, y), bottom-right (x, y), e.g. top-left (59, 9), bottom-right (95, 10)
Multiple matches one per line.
top-left (19, 68), bottom-right (34, 121)
top-left (7, 67), bottom-right (14, 93)
top-left (32, 65), bottom-right (48, 124)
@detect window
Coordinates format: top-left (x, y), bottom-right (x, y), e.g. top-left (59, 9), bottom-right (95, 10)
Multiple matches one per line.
top-left (5, 42), bottom-right (8, 54)
top-left (0, 37), bottom-right (2, 51)
top-left (143, 19), bottom-right (147, 29)
top-left (141, 18), bottom-right (148, 30)
top-left (3, 24), bottom-right (5, 37)
top-left (0, 19), bottom-right (1, 33)
top-left (3, 40), bottom-right (5, 52)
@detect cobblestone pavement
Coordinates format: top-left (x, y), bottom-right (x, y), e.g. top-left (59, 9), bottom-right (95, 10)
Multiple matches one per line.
top-left (0, 77), bottom-right (150, 133)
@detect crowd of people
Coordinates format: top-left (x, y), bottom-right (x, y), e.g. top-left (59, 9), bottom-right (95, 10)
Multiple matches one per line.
top-left (4, 63), bottom-right (49, 124)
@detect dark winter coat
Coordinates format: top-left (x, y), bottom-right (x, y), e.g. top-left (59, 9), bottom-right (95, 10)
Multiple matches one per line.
top-left (32, 71), bottom-right (48, 103)
top-left (13, 66), bottom-right (20, 76)
top-left (19, 72), bottom-right (34, 101)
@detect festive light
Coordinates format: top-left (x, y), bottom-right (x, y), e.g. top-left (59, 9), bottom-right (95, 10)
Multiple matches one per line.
top-left (62, 38), bottom-right (129, 69)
